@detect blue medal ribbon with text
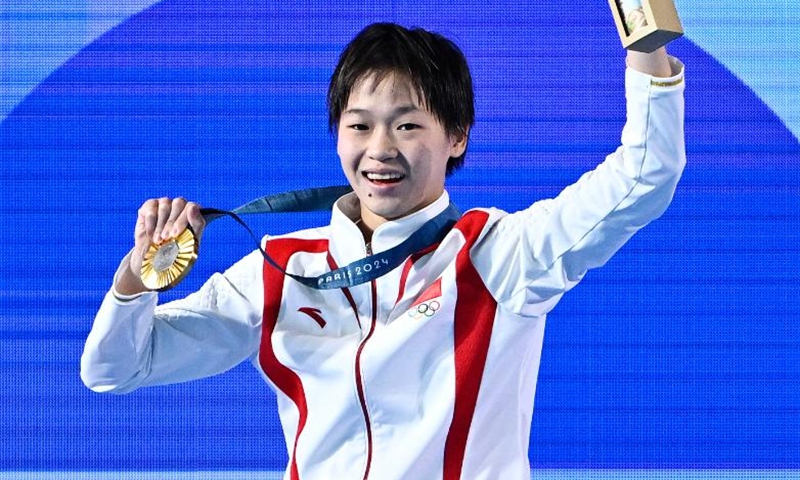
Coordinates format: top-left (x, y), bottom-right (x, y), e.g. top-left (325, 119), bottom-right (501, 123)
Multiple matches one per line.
top-left (201, 186), bottom-right (460, 290)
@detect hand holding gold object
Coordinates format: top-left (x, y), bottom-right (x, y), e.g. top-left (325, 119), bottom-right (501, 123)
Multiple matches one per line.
top-left (125, 197), bottom-right (206, 293)
top-left (608, 0), bottom-right (683, 53)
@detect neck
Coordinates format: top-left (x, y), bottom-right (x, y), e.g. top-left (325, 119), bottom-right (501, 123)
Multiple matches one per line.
top-left (357, 206), bottom-right (392, 243)
top-left (354, 217), bottom-right (374, 244)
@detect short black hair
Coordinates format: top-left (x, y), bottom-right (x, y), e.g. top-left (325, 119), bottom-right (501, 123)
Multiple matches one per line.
top-left (327, 23), bottom-right (474, 175)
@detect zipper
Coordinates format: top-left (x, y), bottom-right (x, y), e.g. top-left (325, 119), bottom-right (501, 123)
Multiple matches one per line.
top-left (354, 241), bottom-right (376, 479)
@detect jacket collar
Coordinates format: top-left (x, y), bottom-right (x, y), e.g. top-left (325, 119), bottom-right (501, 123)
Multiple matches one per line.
top-left (329, 191), bottom-right (451, 266)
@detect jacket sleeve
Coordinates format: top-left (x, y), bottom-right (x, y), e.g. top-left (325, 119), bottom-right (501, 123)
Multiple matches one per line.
top-left (80, 248), bottom-right (265, 394)
top-left (472, 57), bottom-right (686, 317)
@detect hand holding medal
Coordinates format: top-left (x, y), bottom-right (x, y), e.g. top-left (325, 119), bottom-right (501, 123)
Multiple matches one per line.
top-left (129, 197), bottom-right (206, 293)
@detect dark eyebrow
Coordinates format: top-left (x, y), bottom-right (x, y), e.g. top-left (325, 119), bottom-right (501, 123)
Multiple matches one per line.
top-left (342, 105), bottom-right (421, 117)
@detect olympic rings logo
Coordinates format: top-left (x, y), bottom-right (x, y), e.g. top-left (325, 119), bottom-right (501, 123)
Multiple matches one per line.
top-left (407, 300), bottom-right (441, 320)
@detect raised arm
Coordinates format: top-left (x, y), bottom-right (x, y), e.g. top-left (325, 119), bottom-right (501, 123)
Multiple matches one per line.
top-left (472, 49), bottom-right (686, 316)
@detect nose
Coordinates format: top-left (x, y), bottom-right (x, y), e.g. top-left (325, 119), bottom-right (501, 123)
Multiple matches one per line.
top-left (366, 127), bottom-right (398, 161)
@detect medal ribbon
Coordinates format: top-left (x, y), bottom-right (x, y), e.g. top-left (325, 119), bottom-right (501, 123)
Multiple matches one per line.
top-left (200, 186), bottom-right (460, 290)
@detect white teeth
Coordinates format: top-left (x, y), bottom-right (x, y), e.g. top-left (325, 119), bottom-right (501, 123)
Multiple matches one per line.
top-left (366, 172), bottom-right (404, 180)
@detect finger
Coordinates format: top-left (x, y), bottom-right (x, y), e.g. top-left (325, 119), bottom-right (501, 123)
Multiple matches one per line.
top-left (184, 202), bottom-right (206, 240)
top-left (133, 200), bottom-right (159, 271)
top-left (152, 197), bottom-right (173, 243)
top-left (137, 199), bottom-right (159, 243)
top-left (161, 197), bottom-right (187, 241)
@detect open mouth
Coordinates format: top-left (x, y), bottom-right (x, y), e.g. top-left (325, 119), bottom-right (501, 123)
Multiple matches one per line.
top-left (363, 171), bottom-right (405, 185)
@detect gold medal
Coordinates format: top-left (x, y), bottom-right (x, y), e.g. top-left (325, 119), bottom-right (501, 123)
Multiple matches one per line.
top-left (140, 228), bottom-right (198, 292)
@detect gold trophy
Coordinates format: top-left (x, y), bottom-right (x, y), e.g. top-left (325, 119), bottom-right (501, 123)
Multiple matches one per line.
top-left (610, 0), bottom-right (683, 52)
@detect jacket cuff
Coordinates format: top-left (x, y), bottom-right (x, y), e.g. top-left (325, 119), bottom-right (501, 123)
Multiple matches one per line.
top-left (110, 250), bottom-right (157, 303)
top-left (626, 55), bottom-right (685, 92)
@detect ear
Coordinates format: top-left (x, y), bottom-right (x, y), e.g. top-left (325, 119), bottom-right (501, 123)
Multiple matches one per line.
top-left (449, 128), bottom-right (469, 158)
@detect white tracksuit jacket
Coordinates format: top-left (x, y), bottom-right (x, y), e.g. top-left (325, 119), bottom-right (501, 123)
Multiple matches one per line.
top-left (81, 59), bottom-right (686, 480)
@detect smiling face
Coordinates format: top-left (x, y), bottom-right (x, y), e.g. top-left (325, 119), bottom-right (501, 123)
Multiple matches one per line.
top-left (337, 71), bottom-right (467, 233)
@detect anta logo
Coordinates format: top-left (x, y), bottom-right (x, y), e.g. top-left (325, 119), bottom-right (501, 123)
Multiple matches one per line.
top-left (408, 278), bottom-right (442, 320)
top-left (298, 307), bottom-right (326, 328)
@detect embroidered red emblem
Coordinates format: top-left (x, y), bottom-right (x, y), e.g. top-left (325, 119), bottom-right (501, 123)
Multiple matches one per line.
top-left (411, 278), bottom-right (442, 308)
top-left (408, 278), bottom-right (443, 320)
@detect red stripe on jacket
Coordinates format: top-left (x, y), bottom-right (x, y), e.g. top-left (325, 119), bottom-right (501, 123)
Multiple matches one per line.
top-left (443, 210), bottom-right (496, 480)
top-left (260, 238), bottom-right (328, 480)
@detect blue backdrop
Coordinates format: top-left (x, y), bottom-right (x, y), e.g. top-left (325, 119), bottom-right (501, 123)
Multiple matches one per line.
top-left (1, 0), bottom-right (799, 474)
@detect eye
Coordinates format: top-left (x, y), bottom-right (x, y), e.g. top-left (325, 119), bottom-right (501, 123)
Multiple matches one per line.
top-left (348, 124), bottom-right (369, 131)
top-left (397, 123), bottom-right (420, 131)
